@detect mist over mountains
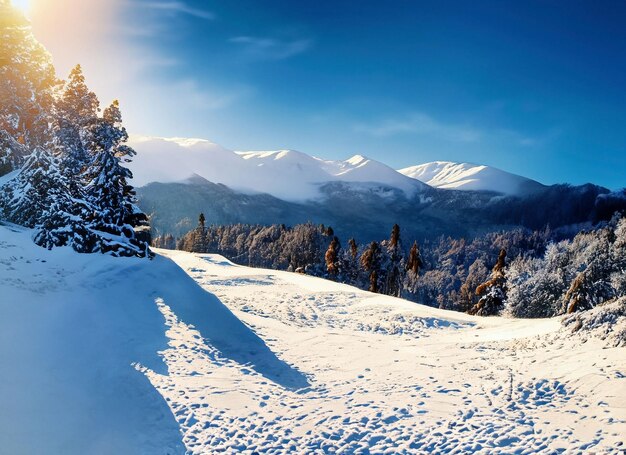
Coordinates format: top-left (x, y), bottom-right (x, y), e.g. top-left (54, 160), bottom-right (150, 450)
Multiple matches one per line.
top-left (130, 137), bottom-right (625, 241)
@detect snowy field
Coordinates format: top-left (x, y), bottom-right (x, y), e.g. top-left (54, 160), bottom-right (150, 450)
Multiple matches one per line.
top-left (1, 225), bottom-right (625, 454)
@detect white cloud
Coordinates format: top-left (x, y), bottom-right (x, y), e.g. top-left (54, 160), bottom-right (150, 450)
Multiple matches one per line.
top-left (169, 79), bottom-right (251, 111)
top-left (355, 113), bottom-right (482, 143)
top-left (230, 36), bottom-right (313, 60)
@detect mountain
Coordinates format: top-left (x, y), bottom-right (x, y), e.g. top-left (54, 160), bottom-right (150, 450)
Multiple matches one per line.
top-left (130, 136), bottom-right (624, 240)
top-left (399, 161), bottom-right (545, 195)
top-left (129, 136), bottom-right (424, 202)
top-left (128, 136), bottom-right (549, 199)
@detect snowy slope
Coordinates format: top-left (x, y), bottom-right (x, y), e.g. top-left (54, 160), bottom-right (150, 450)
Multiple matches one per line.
top-left (147, 249), bottom-right (626, 453)
top-left (399, 161), bottom-right (545, 195)
top-left (3, 227), bottom-right (624, 453)
top-left (129, 136), bottom-right (424, 202)
top-left (0, 225), bottom-right (305, 453)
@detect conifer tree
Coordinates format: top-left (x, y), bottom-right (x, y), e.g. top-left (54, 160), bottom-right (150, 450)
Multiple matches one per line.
top-left (55, 65), bottom-right (99, 190)
top-left (325, 236), bottom-right (340, 278)
top-left (83, 100), bottom-right (150, 257)
top-left (1, 146), bottom-right (62, 227)
top-left (0, 2), bottom-right (56, 172)
top-left (342, 237), bottom-right (360, 284)
top-left (383, 224), bottom-right (404, 296)
top-left (348, 238), bottom-right (358, 260)
top-left (0, 146), bottom-right (92, 249)
top-left (469, 249), bottom-right (507, 316)
top-left (404, 240), bottom-right (424, 294)
top-left (369, 270), bottom-right (379, 293)
top-left (406, 241), bottom-right (423, 276)
top-left (190, 213), bottom-right (208, 252)
top-left (361, 241), bottom-right (383, 293)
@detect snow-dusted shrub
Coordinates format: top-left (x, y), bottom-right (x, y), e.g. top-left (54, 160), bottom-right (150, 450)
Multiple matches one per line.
top-left (562, 297), bottom-right (626, 347)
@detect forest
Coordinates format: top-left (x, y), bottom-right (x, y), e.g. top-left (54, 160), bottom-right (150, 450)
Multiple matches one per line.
top-left (162, 213), bottom-right (626, 318)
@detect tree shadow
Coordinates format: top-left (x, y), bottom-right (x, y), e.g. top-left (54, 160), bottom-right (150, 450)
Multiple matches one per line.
top-left (139, 256), bottom-right (310, 390)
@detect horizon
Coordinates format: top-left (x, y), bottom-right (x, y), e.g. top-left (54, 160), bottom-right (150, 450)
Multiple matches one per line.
top-left (18, 0), bottom-right (626, 190)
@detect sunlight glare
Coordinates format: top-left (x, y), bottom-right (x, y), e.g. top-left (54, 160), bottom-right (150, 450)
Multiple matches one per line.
top-left (12, 0), bottom-right (31, 15)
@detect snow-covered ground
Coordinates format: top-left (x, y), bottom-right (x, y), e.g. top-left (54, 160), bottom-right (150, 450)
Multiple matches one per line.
top-left (1, 225), bottom-right (624, 453)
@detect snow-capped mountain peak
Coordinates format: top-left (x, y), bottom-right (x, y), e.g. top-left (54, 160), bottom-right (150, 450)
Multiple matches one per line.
top-left (129, 137), bottom-right (424, 201)
top-left (345, 154), bottom-right (369, 167)
top-left (399, 161), bottom-right (545, 195)
top-left (128, 135), bottom-right (543, 201)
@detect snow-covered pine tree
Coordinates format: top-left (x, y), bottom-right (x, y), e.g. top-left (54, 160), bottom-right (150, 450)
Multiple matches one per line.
top-left (324, 236), bottom-right (341, 278)
top-left (83, 100), bottom-right (151, 257)
top-left (1, 146), bottom-right (61, 227)
top-left (189, 213), bottom-right (208, 252)
top-left (563, 228), bottom-right (616, 313)
top-left (360, 241), bottom-right (383, 293)
top-left (341, 238), bottom-right (360, 285)
top-left (55, 65), bottom-right (99, 195)
top-left (381, 224), bottom-right (404, 297)
top-left (404, 240), bottom-right (423, 295)
top-left (0, 145), bottom-right (91, 249)
top-left (611, 216), bottom-right (626, 297)
top-left (0, 1), bottom-right (57, 174)
top-left (469, 248), bottom-right (507, 316)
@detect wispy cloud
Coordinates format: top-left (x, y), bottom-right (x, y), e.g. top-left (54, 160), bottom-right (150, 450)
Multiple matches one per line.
top-left (355, 112), bottom-right (482, 143)
top-left (141, 1), bottom-right (214, 20)
top-left (230, 36), bottom-right (313, 60)
top-left (170, 79), bottom-right (251, 111)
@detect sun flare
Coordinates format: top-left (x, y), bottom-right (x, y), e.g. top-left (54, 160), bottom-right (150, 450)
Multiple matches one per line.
top-left (12, 0), bottom-right (30, 15)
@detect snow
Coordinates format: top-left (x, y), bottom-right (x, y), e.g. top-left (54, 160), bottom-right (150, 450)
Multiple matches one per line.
top-left (0, 169), bottom-right (19, 186)
top-left (128, 136), bottom-right (425, 201)
top-left (399, 161), bottom-right (545, 195)
top-left (128, 135), bottom-right (547, 200)
top-left (1, 225), bottom-right (624, 453)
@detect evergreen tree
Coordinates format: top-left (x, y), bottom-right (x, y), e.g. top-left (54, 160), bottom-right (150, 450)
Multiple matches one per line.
top-left (0, 2), bottom-right (57, 172)
top-left (342, 238), bottom-right (360, 284)
top-left (0, 146), bottom-right (92, 250)
top-left (55, 64), bottom-right (99, 193)
top-left (83, 100), bottom-right (150, 257)
top-left (382, 224), bottom-right (404, 297)
top-left (1, 146), bottom-right (62, 227)
top-left (369, 270), bottom-right (379, 293)
top-left (325, 236), bottom-right (340, 278)
top-left (190, 213), bottom-right (208, 252)
top-left (469, 248), bottom-right (507, 316)
top-left (361, 241), bottom-right (383, 293)
top-left (404, 240), bottom-right (424, 294)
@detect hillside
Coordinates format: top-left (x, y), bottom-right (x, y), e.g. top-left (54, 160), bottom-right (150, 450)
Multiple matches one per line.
top-left (1, 225), bottom-right (624, 453)
top-left (136, 177), bottom-right (611, 241)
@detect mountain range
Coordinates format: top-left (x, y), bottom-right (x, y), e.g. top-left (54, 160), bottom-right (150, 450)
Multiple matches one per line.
top-left (129, 136), bottom-right (625, 241)
top-left (129, 136), bottom-right (544, 201)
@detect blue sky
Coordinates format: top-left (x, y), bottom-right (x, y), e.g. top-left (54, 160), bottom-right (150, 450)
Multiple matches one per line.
top-left (33, 0), bottom-right (626, 189)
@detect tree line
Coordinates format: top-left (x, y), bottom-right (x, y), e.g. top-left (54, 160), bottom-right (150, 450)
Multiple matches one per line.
top-left (159, 212), bottom-right (626, 318)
